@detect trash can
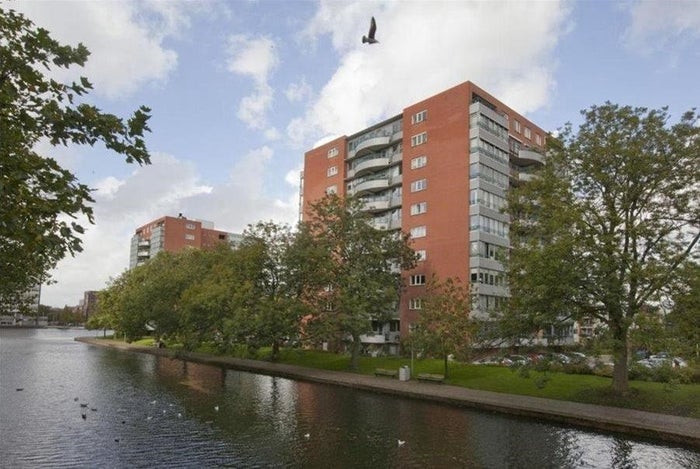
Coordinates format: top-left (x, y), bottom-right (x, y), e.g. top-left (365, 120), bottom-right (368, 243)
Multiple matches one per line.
top-left (399, 365), bottom-right (410, 381)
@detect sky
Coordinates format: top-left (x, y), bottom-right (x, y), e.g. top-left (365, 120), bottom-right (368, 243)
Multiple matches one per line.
top-left (9, 0), bottom-right (700, 307)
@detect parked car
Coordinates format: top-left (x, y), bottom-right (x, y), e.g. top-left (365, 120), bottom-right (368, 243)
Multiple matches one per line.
top-left (501, 355), bottom-right (530, 366)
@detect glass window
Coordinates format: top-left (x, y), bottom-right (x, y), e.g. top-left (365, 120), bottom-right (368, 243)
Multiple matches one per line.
top-left (410, 179), bottom-right (427, 192)
top-left (411, 132), bottom-right (427, 147)
top-left (326, 185), bottom-right (337, 194)
top-left (410, 274), bottom-right (426, 286)
top-left (410, 226), bottom-right (426, 238)
top-left (327, 147), bottom-right (338, 158)
top-left (327, 166), bottom-right (338, 177)
top-left (416, 250), bottom-right (426, 261)
top-left (411, 155), bottom-right (427, 169)
top-left (411, 110), bottom-right (427, 124)
top-left (410, 202), bottom-right (427, 215)
top-left (409, 298), bottom-right (422, 310)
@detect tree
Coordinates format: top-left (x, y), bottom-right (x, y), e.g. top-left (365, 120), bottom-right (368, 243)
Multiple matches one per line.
top-left (0, 7), bottom-right (151, 306)
top-left (303, 194), bottom-right (418, 370)
top-left (666, 262), bottom-right (700, 359)
top-left (235, 222), bottom-right (312, 360)
top-left (506, 103), bottom-right (699, 394)
top-left (411, 276), bottom-right (475, 377)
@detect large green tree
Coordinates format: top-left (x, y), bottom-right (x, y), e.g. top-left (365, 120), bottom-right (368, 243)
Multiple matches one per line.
top-left (506, 103), bottom-right (699, 394)
top-left (0, 7), bottom-right (151, 307)
top-left (666, 262), bottom-right (700, 360)
top-left (303, 194), bottom-right (417, 370)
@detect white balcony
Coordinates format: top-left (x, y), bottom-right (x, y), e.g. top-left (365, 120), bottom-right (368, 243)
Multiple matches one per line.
top-left (351, 135), bottom-right (391, 159)
top-left (516, 148), bottom-right (544, 166)
top-left (353, 156), bottom-right (390, 177)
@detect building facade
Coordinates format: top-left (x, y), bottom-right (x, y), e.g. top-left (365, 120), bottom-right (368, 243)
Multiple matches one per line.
top-left (302, 81), bottom-right (549, 347)
top-left (129, 214), bottom-right (243, 269)
top-left (0, 283), bottom-right (42, 326)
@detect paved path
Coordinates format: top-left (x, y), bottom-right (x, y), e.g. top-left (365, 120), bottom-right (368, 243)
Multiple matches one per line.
top-left (76, 337), bottom-right (700, 449)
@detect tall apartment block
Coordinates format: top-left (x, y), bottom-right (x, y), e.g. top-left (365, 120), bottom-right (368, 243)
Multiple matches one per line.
top-left (129, 214), bottom-right (243, 269)
top-left (302, 81), bottom-right (547, 348)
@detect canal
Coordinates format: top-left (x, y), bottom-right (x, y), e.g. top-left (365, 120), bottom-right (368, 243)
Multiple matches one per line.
top-left (1, 328), bottom-right (698, 468)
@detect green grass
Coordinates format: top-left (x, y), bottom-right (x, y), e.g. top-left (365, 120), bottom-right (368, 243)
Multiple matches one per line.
top-left (271, 349), bottom-right (700, 418)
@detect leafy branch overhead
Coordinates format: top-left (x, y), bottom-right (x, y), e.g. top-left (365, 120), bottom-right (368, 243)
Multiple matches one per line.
top-left (0, 7), bottom-right (151, 305)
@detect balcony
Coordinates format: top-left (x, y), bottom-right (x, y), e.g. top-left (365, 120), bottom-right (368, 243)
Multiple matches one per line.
top-left (352, 156), bottom-right (390, 177)
top-left (362, 198), bottom-right (390, 212)
top-left (352, 178), bottom-right (389, 195)
top-left (351, 135), bottom-right (391, 159)
top-left (515, 147), bottom-right (544, 166)
top-left (360, 332), bottom-right (400, 344)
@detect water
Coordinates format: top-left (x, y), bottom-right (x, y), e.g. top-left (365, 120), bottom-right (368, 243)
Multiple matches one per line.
top-left (1, 328), bottom-right (698, 468)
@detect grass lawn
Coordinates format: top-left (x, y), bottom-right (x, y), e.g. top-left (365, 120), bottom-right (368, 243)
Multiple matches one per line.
top-left (273, 348), bottom-right (700, 418)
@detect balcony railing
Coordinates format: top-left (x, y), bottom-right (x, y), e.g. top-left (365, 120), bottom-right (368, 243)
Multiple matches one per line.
top-left (516, 147), bottom-right (544, 166)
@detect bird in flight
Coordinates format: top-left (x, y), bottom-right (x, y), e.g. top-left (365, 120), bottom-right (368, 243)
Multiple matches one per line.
top-left (363, 17), bottom-right (378, 44)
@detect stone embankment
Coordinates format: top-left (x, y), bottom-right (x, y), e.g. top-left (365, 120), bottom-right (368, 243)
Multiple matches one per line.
top-left (75, 337), bottom-right (700, 449)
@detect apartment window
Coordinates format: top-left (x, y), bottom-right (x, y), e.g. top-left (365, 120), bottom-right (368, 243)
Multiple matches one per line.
top-left (411, 132), bottom-right (427, 147)
top-left (410, 178), bottom-right (427, 192)
top-left (326, 185), bottom-right (337, 194)
top-left (185, 234), bottom-right (195, 241)
top-left (411, 110), bottom-right (427, 124)
top-left (514, 120), bottom-right (521, 133)
top-left (186, 223), bottom-right (196, 230)
top-left (410, 274), bottom-right (426, 286)
top-left (410, 225), bottom-right (427, 238)
top-left (327, 166), bottom-right (338, 177)
top-left (535, 134), bottom-right (542, 146)
top-left (524, 127), bottom-right (532, 139)
top-left (410, 202), bottom-right (427, 215)
top-left (416, 249), bottom-right (427, 261)
top-left (411, 155), bottom-right (427, 169)
top-left (327, 147), bottom-right (338, 158)
top-left (409, 298), bottom-right (423, 310)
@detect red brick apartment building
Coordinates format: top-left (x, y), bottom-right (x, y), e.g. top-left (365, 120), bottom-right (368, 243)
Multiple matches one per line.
top-left (129, 214), bottom-right (242, 269)
top-left (301, 81), bottom-right (547, 351)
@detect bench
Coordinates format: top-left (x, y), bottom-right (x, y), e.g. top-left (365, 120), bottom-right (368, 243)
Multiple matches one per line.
top-left (417, 373), bottom-right (445, 383)
top-left (374, 368), bottom-right (399, 378)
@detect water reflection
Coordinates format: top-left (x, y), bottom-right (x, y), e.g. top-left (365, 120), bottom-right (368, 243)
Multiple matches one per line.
top-left (1, 328), bottom-right (698, 468)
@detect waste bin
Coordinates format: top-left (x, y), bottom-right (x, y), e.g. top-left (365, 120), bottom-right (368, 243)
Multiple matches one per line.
top-left (399, 365), bottom-right (410, 381)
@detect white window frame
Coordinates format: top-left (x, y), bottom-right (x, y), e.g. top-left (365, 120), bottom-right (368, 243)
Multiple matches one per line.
top-left (410, 274), bottom-right (426, 286)
top-left (410, 179), bottom-right (427, 192)
top-left (327, 147), bottom-right (338, 158)
top-left (524, 127), bottom-right (531, 139)
top-left (410, 225), bottom-right (426, 238)
top-left (410, 155), bottom-right (427, 169)
top-left (535, 134), bottom-right (542, 145)
top-left (186, 223), bottom-right (196, 230)
top-left (514, 120), bottom-right (521, 133)
top-left (411, 132), bottom-right (427, 147)
top-left (327, 165), bottom-right (338, 177)
top-left (326, 185), bottom-right (337, 194)
top-left (411, 110), bottom-right (427, 124)
top-left (185, 234), bottom-right (195, 241)
top-left (409, 298), bottom-right (422, 310)
top-left (416, 249), bottom-right (427, 261)
top-left (410, 202), bottom-right (427, 215)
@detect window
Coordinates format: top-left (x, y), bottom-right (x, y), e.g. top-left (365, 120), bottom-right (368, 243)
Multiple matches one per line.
top-left (327, 147), bottom-right (338, 158)
top-left (411, 132), bottom-right (427, 147)
top-left (185, 234), bottom-right (195, 241)
top-left (535, 134), bottom-right (542, 146)
top-left (411, 110), bottom-right (427, 124)
top-left (416, 249), bottom-right (427, 261)
top-left (410, 178), bottom-right (427, 192)
top-left (470, 188), bottom-right (506, 211)
top-left (411, 155), bottom-right (427, 169)
top-left (326, 185), bottom-right (337, 194)
top-left (410, 274), bottom-right (426, 286)
top-left (470, 215), bottom-right (509, 237)
top-left (186, 223), bottom-right (196, 230)
top-left (410, 202), bottom-right (427, 215)
top-left (524, 127), bottom-right (531, 139)
top-left (409, 298), bottom-right (422, 310)
top-left (514, 120), bottom-right (521, 133)
top-left (327, 166), bottom-right (338, 177)
top-left (410, 225), bottom-right (426, 238)
top-left (469, 163), bottom-right (508, 189)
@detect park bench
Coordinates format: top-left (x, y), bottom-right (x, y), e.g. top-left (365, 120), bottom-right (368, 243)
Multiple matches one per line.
top-left (374, 368), bottom-right (399, 378)
top-left (417, 373), bottom-right (445, 383)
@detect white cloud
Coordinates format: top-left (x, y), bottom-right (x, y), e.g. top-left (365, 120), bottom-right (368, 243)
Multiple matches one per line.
top-left (285, 78), bottom-right (313, 102)
top-left (41, 149), bottom-right (298, 307)
top-left (226, 34), bottom-right (280, 131)
top-left (14, 0), bottom-right (182, 99)
top-left (289, 1), bottom-right (570, 144)
top-left (622, 0), bottom-right (700, 54)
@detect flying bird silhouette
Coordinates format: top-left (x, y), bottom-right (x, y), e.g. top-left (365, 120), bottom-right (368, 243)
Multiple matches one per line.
top-left (362, 17), bottom-right (378, 44)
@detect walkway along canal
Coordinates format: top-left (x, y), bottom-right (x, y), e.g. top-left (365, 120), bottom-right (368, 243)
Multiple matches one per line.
top-left (76, 337), bottom-right (700, 449)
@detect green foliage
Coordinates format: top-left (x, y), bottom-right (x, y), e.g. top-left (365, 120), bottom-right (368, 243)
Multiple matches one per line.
top-left (301, 194), bottom-right (418, 370)
top-left (410, 276), bottom-right (475, 377)
top-left (0, 7), bottom-right (151, 305)
top-left (506, 103), bottom-right (700, 394)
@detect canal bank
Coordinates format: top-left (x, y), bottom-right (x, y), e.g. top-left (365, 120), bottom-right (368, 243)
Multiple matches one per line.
top-left (75, 337), bottom-right (700, 449)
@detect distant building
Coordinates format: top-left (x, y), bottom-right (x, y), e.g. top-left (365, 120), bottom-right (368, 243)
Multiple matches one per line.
top-left (0, 284), bottom-right (41, 326)
top-left (78, 290), bottom-right (99, 321)
top-left (129, 214), bottom-right (243, 269)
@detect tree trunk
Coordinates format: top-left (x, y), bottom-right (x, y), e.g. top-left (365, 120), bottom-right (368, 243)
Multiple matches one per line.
top-left (349, 334), bottom-right (361, 370)
top-left (271, 340), bottom-right (280, 361)
top-left (611, 324), bottom-right (629, 395)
